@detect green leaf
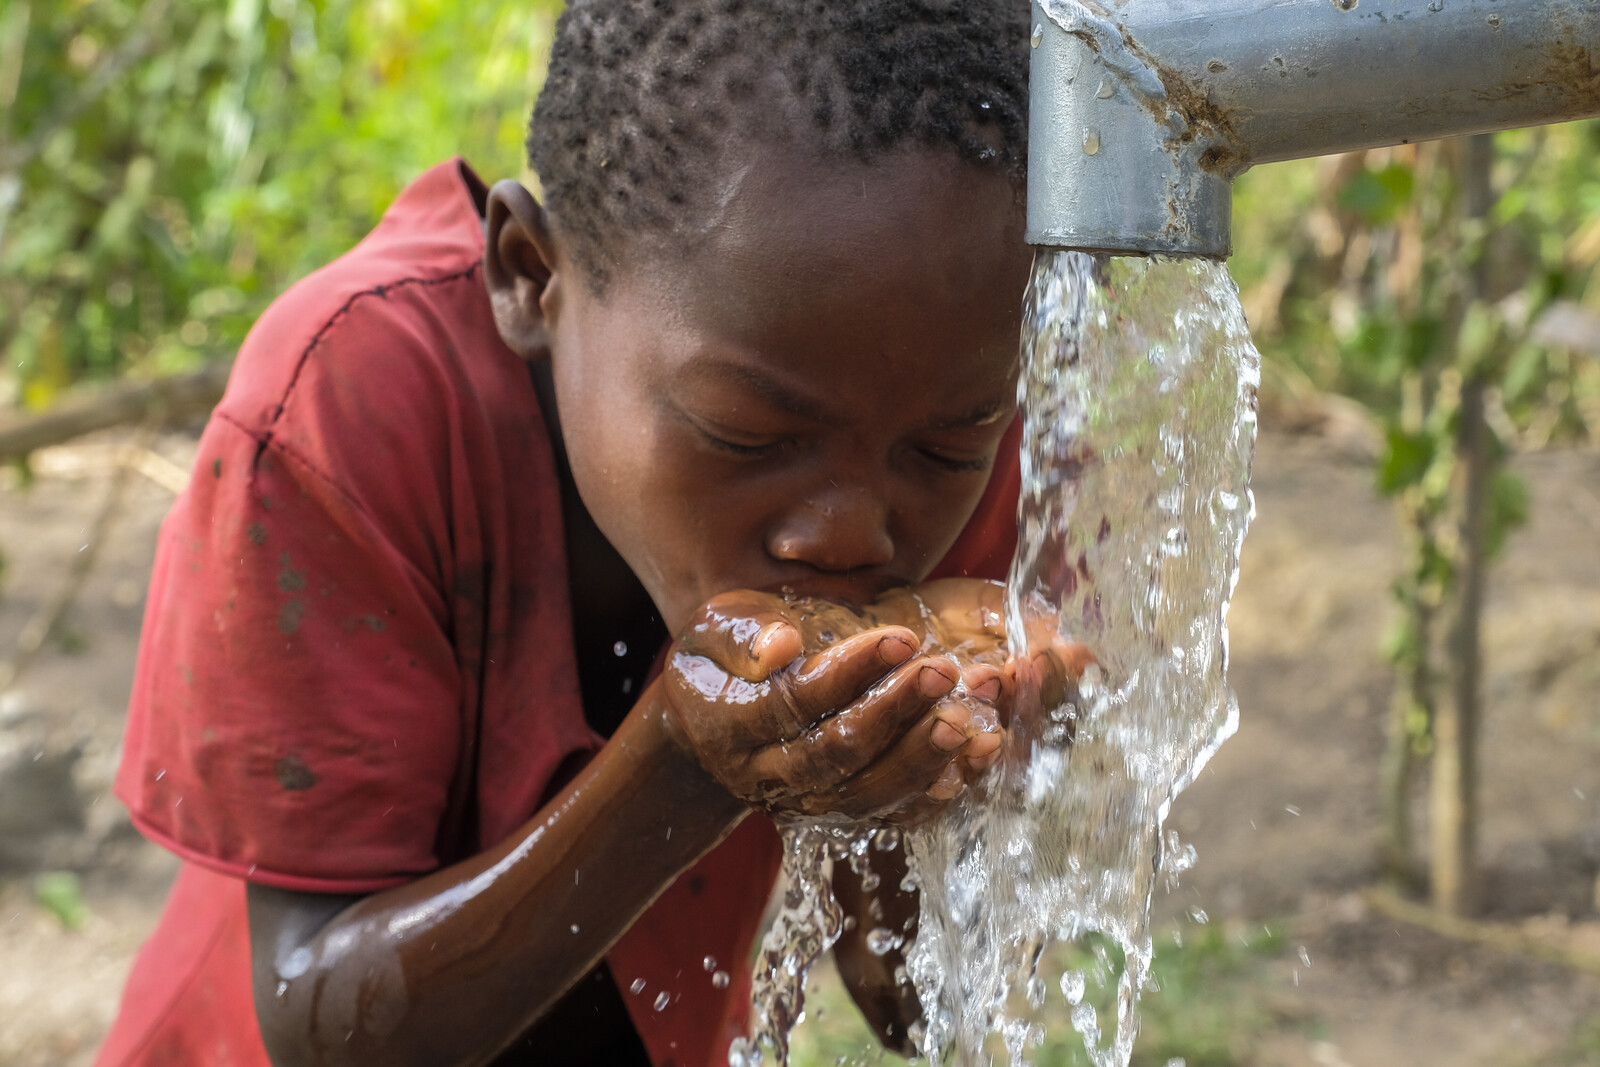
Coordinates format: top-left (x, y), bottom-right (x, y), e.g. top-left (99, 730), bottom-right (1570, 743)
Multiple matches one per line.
top-left (34, 871), bottom-right (89, 931)
top-left (1378, 425), bottom-right (1435, 495)
top-left (1486, 470), bottom-right (1529, 557)
top-left (1339, 163), bottom-right (1416, 225)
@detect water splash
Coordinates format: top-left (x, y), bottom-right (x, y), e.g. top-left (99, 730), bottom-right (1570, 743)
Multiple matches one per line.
top-left (729, 820), bottom-right (870, 1067)
top-left (736, 250), bottom-right (1258, 1066)
top-left (904, 250), bottom-right (1258, 1065)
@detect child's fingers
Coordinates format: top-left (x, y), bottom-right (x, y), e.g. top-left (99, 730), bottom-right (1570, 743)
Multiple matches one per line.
top-left (679, 591), bottom-right (806, 681)
top-left (746, 654), bottom-right (957, 795)
top-left (961, 661), bottom-right (1009, 706)
top-left (783, 625), bottom-right (921, 720)
top-left (813, 698), bottom-right (978, 817)
top-left (959, 729), bottom-right (1004, 777)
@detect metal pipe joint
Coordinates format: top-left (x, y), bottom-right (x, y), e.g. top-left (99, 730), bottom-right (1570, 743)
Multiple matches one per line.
top-left (1026, 0), bottom-right (1600, 257)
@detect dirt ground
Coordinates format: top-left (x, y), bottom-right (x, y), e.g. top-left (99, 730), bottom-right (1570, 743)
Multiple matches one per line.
top-left (0, 424), bottom-right (1597, 1067)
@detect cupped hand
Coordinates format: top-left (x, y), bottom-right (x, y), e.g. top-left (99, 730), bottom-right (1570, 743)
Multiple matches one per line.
top-left (657, 588), bottom-right (1007, 824)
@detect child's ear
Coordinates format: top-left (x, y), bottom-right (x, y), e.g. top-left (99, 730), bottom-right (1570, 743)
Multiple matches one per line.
top-left (483, 179), bottom-right (561, 362)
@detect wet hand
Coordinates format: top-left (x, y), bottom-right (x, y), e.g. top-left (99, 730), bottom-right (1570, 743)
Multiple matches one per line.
top-left (1005, 605), bottom-right (1097, 747)
top-left (657, 589), bottom-right (1002, 824)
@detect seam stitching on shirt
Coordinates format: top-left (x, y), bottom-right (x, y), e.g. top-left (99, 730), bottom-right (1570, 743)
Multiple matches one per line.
top-left (259, 262), bottom-right (482, 453)
top-left (214, 410), bottom-right (444, 596)
top-left (215, 410), bottom-right (355, 506)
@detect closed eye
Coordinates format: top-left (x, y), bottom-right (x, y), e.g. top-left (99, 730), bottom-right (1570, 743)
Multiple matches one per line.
top-left (918, 448), bottom-right (992, 474)
top-left (701, 431), bottom-right (786, 458)
top-left (679, 413), bottom-right (792, 459)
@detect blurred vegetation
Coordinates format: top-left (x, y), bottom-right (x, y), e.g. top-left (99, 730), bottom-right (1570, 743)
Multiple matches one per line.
top-left (0, 0), bottom-right (559, 411)
top-left (788, 920), bottom-right (1293, 1067)
top-left (1229, 123), bottom-right (1600, 444)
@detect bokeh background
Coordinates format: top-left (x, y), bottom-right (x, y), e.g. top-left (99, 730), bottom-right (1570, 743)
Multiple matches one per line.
top-left (1, 2), bottom-right (1598, 1064)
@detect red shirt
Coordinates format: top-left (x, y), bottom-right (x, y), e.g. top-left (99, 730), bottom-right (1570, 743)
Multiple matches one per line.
top-left (98, 159), bottom-right (1020, 1067)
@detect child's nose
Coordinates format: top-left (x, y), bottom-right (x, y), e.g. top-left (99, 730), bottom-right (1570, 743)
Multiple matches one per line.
top-left (767, 485), bottom-right (895, 572)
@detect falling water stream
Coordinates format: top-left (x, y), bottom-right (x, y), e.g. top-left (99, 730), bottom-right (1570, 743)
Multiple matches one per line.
top-left (733, 250), bottom-right (1259, 1067)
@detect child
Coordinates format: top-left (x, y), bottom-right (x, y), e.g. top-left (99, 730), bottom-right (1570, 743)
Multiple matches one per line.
top-left (96, 1), bottom-right (1042, 1064)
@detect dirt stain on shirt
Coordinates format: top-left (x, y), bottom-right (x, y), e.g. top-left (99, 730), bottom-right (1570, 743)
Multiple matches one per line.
top-left (277, 552), bottom-right (307, 592)
top-left (273, 755), bottom-right (318, 791)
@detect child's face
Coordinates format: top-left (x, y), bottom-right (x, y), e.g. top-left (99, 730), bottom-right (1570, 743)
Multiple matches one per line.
top-left (530, 145), bottom-right (1030, 634)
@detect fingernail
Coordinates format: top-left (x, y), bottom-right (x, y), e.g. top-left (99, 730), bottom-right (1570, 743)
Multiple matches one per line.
top-left (969, 676), bottom-right (1002, 702)
top-left (751, 622), bottom-right (782, 655)
top-left (879, 635), bottom-right (915, 667)
top-left (926, 765), bottom-right (965, 801)
top-left (965, 731), bottom-right (1002, 759)
top-left (965, 750), bottom-right (999, 774)
top-left (930, 718), bottom-right (966, 752)
top-left (918, 665), bottom-right (956, 698)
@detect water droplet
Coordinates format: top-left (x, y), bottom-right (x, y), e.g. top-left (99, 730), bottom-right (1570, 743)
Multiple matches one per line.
top-left (1298, 945), bottom-right (1313, 967)
top-left (613, 640), bottom-right (628, 657)
top-left (1486, 12), bottom-right (1500, 26)
top-left (1082, 129), bottom-right (1101, 156)
top-left (1190, 907), bottom-right (1210, 924)
top-left (1031, 23), bottom-right (1043, 48)
top-left (1060, 971), bottom-right (1086, 1005)
top-left (569, 923), bottom-right (579, 934)
top-left (630, 978), bottom-right (646, 995)
top-left (866, 927), bottom-right (901, 955)
top-left (712, 970), bottom-right (730, 989)
top-left (653, 991), bottom-right (671, 1012)
top-left (1096, 79), bottom-right (1114, 99)
top-left (703, 955), bottom-right (717, 971)
top-left (275, 980), bottom-right (288, 999)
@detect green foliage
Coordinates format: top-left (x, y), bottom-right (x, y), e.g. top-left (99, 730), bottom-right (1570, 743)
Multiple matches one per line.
top-left (34, 870), bottom-right (89, 931)
top-left (1522, 1016), bottom-right (1600, 1067)
top-left (1231, 121), bottom-right (1600, 441)
top-left (788, 921), bottom-right (1294, 1067)
top-left (1338, 162), bottom-right (1415, 226)
top-left (0, 0), bottom-right (562, 408)
top-left (1030, 924), bottom-right (1288, 1067)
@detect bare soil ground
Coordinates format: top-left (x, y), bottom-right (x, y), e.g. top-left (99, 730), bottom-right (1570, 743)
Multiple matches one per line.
top-left (1, 426), bottom-right (1597, 1067)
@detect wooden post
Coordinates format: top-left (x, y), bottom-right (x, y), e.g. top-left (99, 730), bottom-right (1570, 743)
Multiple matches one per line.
top-left (1429, 133), bottom-right (1496, 916)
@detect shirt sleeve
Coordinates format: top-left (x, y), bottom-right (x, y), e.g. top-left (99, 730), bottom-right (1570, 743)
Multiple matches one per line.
top-left (115, 408), bottom-right (470, 892)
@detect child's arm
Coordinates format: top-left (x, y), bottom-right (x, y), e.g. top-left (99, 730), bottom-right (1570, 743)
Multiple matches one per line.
top-left (247, 592), bottom-right (981, 1067)
top-left (831, 842), bottom-right (924, 1055)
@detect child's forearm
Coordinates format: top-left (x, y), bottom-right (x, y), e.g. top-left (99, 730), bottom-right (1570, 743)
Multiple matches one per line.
top-left (248, 677), bottom-right (747, 1067)
top-left (831, 843), bottom-right (923, 1055)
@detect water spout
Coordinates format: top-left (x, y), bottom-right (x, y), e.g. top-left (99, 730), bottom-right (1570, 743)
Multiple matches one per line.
top-left (1027, 0), bottom-right (1600, 256)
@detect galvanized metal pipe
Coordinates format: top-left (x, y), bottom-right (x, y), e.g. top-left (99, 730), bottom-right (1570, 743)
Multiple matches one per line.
top-left (1026, 0), bottom-right (1600, 257)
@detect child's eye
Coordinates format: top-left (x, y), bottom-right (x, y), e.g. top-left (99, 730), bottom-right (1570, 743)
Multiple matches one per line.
top-left (703, 432), bottom-right (785, 458)
top-left (690, 420), bottom-right (788, 458)
top-left (919, 448), bottom-right (991, 474)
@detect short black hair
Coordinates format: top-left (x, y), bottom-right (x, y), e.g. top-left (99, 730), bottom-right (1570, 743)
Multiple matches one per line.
top-left (527, 0), bottom-right (1031, 286)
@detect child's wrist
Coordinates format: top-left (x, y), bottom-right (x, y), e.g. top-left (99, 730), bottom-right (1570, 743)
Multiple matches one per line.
top-left (623, 675), bottom-right (748, 826)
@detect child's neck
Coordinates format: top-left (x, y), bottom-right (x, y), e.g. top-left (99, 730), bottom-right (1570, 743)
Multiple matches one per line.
top-left (529, 361), bottom-right (666, 739)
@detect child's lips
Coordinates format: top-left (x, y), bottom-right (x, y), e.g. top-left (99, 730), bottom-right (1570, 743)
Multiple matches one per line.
top-left (757, 575), bottom-right (902, 611)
